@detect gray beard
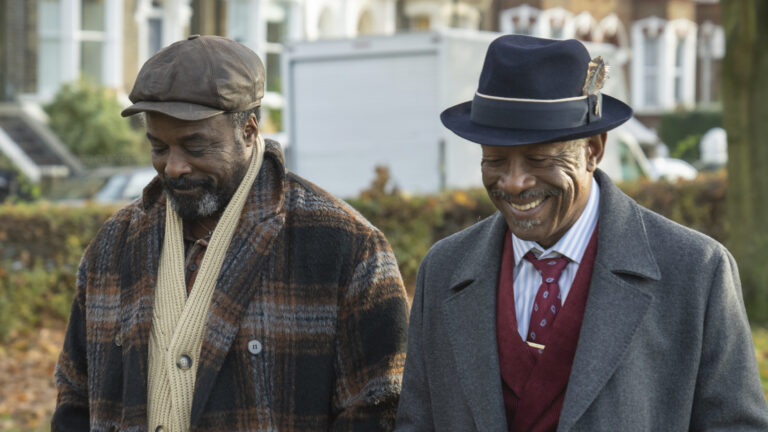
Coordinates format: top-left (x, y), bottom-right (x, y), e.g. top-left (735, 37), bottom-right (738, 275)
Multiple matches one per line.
top-left (166, 189), bottom-right (221, 219)
top-left (508, 217), bottom-right (543, 231)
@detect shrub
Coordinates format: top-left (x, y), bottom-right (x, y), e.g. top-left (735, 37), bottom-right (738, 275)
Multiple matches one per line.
top-left (658, 108), bottom-right (722, 163)
top-left (43, 79), bottom-right (148, 167)
top-left (0, 202), bottom-right (116, 341)
top-left (618, 170), bottom-right (727, 242)
top-left (0, 170), bottom-right (730, 340)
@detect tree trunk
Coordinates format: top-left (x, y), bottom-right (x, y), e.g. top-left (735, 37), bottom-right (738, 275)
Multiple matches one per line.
top-left (722, 0), bottom-right (768, 321)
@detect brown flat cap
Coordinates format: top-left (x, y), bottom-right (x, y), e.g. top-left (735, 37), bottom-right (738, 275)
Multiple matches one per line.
top-left (121, 35), bottom-right (265, 120)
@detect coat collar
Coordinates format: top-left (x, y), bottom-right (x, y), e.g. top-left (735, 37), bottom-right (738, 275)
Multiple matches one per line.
top-left (121, 140), bottom-right (288, 423)
top-left (557, 169), bottom-right (658, 431)
top-left (442, 212), bottom-right (510, 432)
top-left (590, 169), bottom-right (660, 281)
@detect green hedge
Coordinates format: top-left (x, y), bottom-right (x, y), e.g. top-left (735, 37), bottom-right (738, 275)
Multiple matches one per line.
top-left (0, 203), bottom-right (117, 339)
top-left (658, 109), bottom-right (722, 163)
top-left (0, 172), bottom-right (729, 341)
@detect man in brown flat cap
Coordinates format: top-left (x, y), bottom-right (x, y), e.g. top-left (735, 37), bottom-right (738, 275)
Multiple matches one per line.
top-left (53, 35), bottom-right (408, 432)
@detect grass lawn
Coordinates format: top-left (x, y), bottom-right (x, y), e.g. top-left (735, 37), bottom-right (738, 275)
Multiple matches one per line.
top-left (751, 325), bottom-right (768, 399)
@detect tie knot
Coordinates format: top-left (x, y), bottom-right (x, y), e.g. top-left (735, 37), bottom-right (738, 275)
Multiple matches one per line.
top-left (524, 252), bottom-right (569, 279)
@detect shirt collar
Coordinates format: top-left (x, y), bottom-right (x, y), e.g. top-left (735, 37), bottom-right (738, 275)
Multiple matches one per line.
top-left (512, 177), bottom-right (600, 265)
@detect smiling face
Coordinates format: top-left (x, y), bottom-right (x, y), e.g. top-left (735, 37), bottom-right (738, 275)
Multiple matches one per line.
top-left (145, 112), bottom-right (257, 220)
top-left (481, 133), bottom-right (605, 249)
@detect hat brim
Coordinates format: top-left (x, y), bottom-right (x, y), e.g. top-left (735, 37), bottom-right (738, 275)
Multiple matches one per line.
top-left (440, 94), bottom-right (633, 146)
top-left (121, 101), bottom-right (225, 121)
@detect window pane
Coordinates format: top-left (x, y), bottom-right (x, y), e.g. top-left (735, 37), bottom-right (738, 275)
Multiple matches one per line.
top-left (644, 74), bottom-right (657, 106)
top-left (674, 76), bottom-right (683, 102)
top-left (644, 36), bottom-right (658, 67)
top-left (229, 0), bottom-right (249, 43)
top-left (266, 52), bottom-right (281, 92)
top-left (38, 39), bottom-right (61, 95)
top-left (267, 20), bottom-right (287, 43)
top-left (82, 0), bottom-right (105, 31)
top-left (266, 2), bottom-right (289, 43)
top-left (675, 38), bottom-right (685, 67)
top-left (38, 0), bottom-right (61, 33)
top-left (81, 40), bottom-right (104, 83)
top-left (148, 18), bottom-right (163, 56)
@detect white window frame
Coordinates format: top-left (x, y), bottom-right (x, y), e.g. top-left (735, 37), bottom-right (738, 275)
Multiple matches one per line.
top-left (135, 0), bottom-right (191, 67)
top-left (36, 0), bottom-right (123, 100)
top-left (572, 11), bottom-right (597, 41)
top-left (697, 20), bottom-right (725, 104)
top-left (631, 16), bottom-right (666, 112)
top-left (440, 3), bottom-right (480, 30)
top-left (499, 4), bottom-right (540, 35)
top-left (631, 16), bottom-right (697, 112)
top-left (596, 13), bottom-right (629, 48)
top-left (663, 19), bottom-right (697, 109)
top-left (535, 7), bottom-right (574, 40)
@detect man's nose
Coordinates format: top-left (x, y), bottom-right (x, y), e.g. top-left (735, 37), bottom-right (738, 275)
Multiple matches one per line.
top-left (164, 148), bottom-right (192, 178)
top-left (498, 160), bottom-right (536, 195)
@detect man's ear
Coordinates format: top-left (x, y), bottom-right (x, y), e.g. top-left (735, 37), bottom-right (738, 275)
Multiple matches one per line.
top-left (586, 132), bottom-right (607, 172)
top-left (243, 113), bottom-right (259, 147)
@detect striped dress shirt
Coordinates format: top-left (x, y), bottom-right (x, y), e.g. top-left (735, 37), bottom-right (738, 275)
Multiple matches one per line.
top-left (511, 178), bottom-right (600, 340)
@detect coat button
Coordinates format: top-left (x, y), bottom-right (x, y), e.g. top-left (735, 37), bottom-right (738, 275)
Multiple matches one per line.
top-left (155, 426), bottom-right (165, 432)
top-left (248, 339), bottom-right (262, 355)
top-left (176, 354), bottom-right (192, 370)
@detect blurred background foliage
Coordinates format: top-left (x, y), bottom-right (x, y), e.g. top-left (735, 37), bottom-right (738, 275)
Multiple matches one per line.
top-left (0, 167), bottom-right (731, 343)
top-left (658, 108), bottom-right (722, 163)
top-left (43, 80), bottom-right (148, 168)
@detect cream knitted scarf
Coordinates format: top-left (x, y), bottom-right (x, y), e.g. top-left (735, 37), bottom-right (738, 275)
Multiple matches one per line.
top-left (147, 134), bottom-right (265, 431)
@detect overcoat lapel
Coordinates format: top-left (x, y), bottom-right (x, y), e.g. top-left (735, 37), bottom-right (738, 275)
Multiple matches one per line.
top-left (190, 146), bottom-right (287, 426)
top-left (442, 213), bottom-right (509, 432)
top-left (557, 171), bottom-right (660, 431)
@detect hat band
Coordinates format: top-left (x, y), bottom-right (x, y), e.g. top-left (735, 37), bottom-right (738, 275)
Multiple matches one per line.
top-left (470, 92), bottom-right (602, 130)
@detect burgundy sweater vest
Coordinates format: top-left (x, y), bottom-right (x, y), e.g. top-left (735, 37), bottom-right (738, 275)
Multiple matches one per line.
top-left (496, 228), bottom-right (598, 432)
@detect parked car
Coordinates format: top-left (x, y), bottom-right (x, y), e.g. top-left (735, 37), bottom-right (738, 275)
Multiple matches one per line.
top-left (94, 167), bottom-right (156, 203)
top-left (649, 157), bottom-right (698, 181)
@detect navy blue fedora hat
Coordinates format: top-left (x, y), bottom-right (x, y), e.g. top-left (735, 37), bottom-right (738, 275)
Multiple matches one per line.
top-left (441, 34), bottom-right (632, 146)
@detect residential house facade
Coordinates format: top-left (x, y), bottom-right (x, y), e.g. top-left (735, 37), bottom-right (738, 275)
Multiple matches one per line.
top-left (397, 0), bottom-right (724, 128)
top-left (1, 0), bottom-right (398, 135)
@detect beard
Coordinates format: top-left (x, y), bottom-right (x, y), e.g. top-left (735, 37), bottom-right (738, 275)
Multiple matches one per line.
top-left (162, 159), bottom-right (250, 221)
top-left (488, 186), bottom-right (562, 230)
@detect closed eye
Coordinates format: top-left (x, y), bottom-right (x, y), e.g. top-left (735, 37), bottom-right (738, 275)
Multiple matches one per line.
top-left (482, 158), bottom-right (504, 166)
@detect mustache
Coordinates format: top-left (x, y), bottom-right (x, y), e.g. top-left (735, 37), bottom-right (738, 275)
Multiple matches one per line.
top-left (163, 176), bottom-right (214, 191)
top-left (489, 187), bottom-right (561, 202)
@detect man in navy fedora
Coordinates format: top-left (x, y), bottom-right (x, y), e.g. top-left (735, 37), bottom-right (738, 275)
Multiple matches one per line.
top-left (395, 35), bottom-right (768, 431)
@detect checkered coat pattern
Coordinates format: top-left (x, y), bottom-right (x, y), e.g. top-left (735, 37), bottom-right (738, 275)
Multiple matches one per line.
top-left (52, 140), bottom-right (409, 431)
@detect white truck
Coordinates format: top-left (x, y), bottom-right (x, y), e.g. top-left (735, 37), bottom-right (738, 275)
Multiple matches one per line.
top-left (282, 30), bottom-right (655, 198)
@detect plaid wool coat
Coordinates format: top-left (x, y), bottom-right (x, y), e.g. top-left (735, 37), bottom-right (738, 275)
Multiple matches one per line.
top-left (53, 140), bottom-right (409, 431)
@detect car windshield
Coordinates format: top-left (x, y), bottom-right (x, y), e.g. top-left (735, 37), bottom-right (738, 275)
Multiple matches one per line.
top-left (95, 173), bottom-right (129, 203)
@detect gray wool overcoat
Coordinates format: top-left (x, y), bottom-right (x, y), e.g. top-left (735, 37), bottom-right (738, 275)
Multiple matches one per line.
top-left (396, 169), bottom-right (768, 431)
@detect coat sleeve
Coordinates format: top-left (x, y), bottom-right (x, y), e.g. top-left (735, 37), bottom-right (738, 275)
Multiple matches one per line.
top-left (394, 257), bottom-right (435, 431)
top-left (689, 246), bottom-right (768, 430)
top-left (51, 256), bottom-right (91, 431)
top-left (330, 229), bottom-right (409, 432)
